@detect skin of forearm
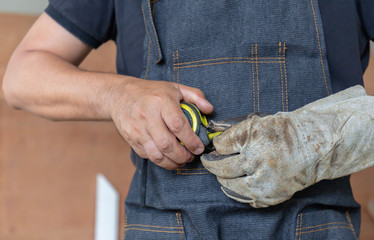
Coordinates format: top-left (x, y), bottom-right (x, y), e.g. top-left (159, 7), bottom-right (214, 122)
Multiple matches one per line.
top-left (3, 49), bottom-right (130, 121)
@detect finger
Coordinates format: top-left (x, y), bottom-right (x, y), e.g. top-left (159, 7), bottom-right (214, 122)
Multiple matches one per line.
top-left (147, 110), bottom-right (195, 164)
top-left (161, 104), bottom-right (205, 155)
top-left (143, 139), bottom-right (183, 170)
top-left (218, 176), bottom-right (289, 208)
top-left (216, 177), bottom-right (262, 207)
top-left (212, 117), bottom-right (256, 155)
top-left (174, 83), bottom-right (214, 114)
top-left (221, 186), bottom-right (254, 204)
top-left (201, 152), bottom-right (248, 178)
top-left (207, 113), bottom-right (269, 132)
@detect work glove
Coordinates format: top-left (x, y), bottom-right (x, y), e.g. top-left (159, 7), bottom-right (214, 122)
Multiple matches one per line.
top-left (201, 85), bottom-right (374, 208)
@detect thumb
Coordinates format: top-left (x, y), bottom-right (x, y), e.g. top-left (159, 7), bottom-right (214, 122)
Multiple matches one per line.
top-left (213, 117), bottom-right (255, 155)
top-left (174, 83), bottom-right (214, 114)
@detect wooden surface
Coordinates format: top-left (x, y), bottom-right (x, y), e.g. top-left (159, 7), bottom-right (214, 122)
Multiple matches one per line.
top-left (1, 13), bottom-right (374, 240)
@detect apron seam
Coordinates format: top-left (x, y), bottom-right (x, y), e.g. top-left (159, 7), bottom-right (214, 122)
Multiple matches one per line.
top-left (279, 42), bottom-right (285, 112)
top-left (345, 210), bottom-right (358, 240)
top-left (310, 0), bottom-right (330, 96)
top-left (141, 4), bottom-right (152, 79)
top-left (283, 42), bottom-right (289, 111)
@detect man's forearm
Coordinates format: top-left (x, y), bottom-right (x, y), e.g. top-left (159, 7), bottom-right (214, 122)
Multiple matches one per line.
top-left (3, 49), bottom-right (129, 121)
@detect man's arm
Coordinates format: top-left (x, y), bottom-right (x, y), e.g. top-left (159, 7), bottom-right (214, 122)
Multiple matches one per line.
top-left (2, 13), bottom-right (213, 170)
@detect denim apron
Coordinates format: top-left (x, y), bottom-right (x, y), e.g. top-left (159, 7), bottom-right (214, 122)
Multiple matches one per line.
top-left (124, 1), bottom-right (361, 239)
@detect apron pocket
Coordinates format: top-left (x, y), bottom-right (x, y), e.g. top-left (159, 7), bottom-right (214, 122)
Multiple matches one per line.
top-left (295, 208), bottom-right (358, 240)
top-left (125, 206), bottom-right (186, 240)
top-left (170, 42), bottom-right (289, 119)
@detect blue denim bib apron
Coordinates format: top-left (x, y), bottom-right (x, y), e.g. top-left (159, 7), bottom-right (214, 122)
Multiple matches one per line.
top-left (124, 1), bottom-right (361, 239)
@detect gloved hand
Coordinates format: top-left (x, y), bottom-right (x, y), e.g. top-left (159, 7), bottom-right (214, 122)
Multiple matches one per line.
top-left (201, 85), bottom-right (374, 208)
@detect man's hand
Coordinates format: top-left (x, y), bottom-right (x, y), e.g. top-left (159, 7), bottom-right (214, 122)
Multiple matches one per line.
top-left (202, 85), bottom-right (374, 207)
top-left (2, 13), bottom-right (213, 171)
top-left (106, 79), bottom-right (213, 170)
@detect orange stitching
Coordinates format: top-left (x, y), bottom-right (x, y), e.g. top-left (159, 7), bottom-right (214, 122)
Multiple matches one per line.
top-left (176, 57), bottom-right (285, 66)
top-left (295, 214), bottom-right (298, 239)
top-left (176, 213), bottom-right (182, 240)
top-left (255, 44), bottom-right (260, 112)
top-left (279, 42), bottom-right (284, 111)
top-left (124, 212), bottom-right (128, 239)
top-left (151, 1), bottom-right (156, 17)
top-left (176, 212), bottom-right (185, 240)
top-left (124, 228), bottom-right (184, 233)
top-left (296, 222), bottom-right (350, 230)
top-left (141, 4), bottom-right (152, 79)
top-left (299, 213), bottom-right (302, 240)
top-left (176, 61), bottom-right (284, 69)
top-left (345, 210), bottom-right (358, 240)
top-left (144, 41), bottom-right (151, 79)
top-left (252, 45), bottom-right (256, 112)
top-left (147, 0), bottom-right (162, 63)
top-left (172, 51), bottom-right (176, 82)
top-left (125, 224), bottom-right (182, 229)
top-left (310, 0), bottom-right (330, 96)
top-left (297, 226), bottom-right (356, 235)
top-left (177, 50), bottom-right (180, 83)
top-left (283, 42), bottom-right (289, 111)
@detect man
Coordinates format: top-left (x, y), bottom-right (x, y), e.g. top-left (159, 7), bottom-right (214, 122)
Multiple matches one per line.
top-left (3, 0), bottom-right (374, 239)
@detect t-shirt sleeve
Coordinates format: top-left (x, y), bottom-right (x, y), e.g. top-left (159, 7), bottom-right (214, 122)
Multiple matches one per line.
top-left (45, 0), bottom-right (117, 48)
top-left (358, 0), bottom-right (374, 40)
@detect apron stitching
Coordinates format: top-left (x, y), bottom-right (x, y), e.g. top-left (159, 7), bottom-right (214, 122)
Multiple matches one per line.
top-left (251, 44), bottom-right (256, 112)
top-left (176, 61), bottom-right (284, 69)
top-left (177, 50), bottom-right (180, 83)
top-left (176, 212), bottom-right (186, 240)
top-left (176, 57), bottom-right (285, 66)
top-left (297, 226), bottom-right (357, 235)
top-left (124, 227), bottom-right (184, 233)
top-left (125, 224), bottom-right (182, 229)
top-left (283, 42), bottom-right (289, 111)
top-left (255, 44), bottom-right (260, 112)
top-left (279, 42), bottom-right (285, 111)
top-left (147, 0), bottom-right (163, 63)
top-left (152, 0), bottom-right (156, 17)
top-left (173, 51), bottom-right (176, 82)
top-left (123, 212), bottom-right (128, 239)
top-left (345, 210), bottom-right (358, 240)
top-left (298, 213), bottom-right (303, 240)
top-left (141, 4), bottom-right (152, 79)
top-left (296, 221), bottom-right (351, 230)
top-left (310, 0), bottom-right (330, 96)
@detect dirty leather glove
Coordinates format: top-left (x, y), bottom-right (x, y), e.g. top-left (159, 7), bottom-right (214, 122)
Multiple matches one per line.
top-left (201, 85), bottom-right (374, 208)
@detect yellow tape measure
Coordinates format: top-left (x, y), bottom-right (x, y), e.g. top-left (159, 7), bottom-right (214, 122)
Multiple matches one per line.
top-left (180, 101), bottom-right (221, 148)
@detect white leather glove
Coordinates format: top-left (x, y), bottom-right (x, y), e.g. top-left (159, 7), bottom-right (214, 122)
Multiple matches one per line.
top-left (201, 85), bottom-right (374, 208)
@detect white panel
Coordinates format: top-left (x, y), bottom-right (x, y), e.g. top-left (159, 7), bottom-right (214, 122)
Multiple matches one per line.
top-left (94, 174), bottom-right (119, 240)
top-left (0, 0), bottom-right (49, 15)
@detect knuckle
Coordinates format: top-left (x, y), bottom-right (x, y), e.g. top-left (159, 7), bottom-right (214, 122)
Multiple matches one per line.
top-left (148, 152), bottom-right (164, 164)
top-left (158, 139), bottom-right (174, 153)
top-left (168, 116), bottom-right (186, 133)
top-left (195, 88), bottom-right (205, 98)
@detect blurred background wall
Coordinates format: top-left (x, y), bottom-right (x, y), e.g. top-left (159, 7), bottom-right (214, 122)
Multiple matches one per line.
top-left (0, 1), bottom-right (374, 240)
top-left (0, 0), bottom-right (48, 15)
top-left (0, 2), bottom-right (135, 239)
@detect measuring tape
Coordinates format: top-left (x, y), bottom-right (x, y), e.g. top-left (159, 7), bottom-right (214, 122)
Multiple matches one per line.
top-left (180, 101), bottom-right (222, 148)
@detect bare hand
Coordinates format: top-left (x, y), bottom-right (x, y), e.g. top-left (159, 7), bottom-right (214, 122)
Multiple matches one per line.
top-left (107, 78), bottom-right (213, 170)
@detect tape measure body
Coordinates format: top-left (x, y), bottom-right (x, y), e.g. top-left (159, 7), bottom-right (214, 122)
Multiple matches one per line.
top-left (180, 102), bottom-right (220, 148)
